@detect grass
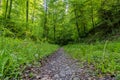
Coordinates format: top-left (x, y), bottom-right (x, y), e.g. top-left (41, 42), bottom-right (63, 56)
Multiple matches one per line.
top-left (0, 37), bottom-right (58, 79)
top-left (64, 40), bottom-right (120, 76)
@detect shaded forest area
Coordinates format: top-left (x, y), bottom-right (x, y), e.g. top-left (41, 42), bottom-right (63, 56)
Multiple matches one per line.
top-left (0, 0), bottom-right (120, 79)
top-left (0, 0), bottom-right (120, 45)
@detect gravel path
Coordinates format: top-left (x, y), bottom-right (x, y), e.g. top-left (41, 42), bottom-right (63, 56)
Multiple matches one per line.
top-left (22, 48), bottom-right (115, 80)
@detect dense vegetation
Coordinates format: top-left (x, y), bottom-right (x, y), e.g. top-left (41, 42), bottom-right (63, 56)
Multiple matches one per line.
top-left (0, 37), bottom-right (58, 79)
top-left (64, 40), bottom-right (120, 78)
top-left (1, 0), bottom-right (119, 44)
top-left (0, 0), bottom-right (120, 79)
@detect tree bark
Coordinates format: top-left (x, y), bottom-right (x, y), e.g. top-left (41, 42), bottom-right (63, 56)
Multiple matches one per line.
top-left (32, 0), bottom-right (36, 23)
top-left (91, 0), bottom-right (95, 28)
top-left (53, 24), bottom-right (56, 41)
top-left (43, 0), bottom-right (48, 39)
top-left (26, 0), bottom-right (29, 27)
top-left (7, 0), bottom-right (12, 19)
top-left (74, 4), bottom-right (81, 41)
top-left (53, 6), bottom-right (56, 41)
top-left (53, 17), bottom-right (56, 41)
top-left (5, 0), bottom-right (8, 19)
top-left (0, 0), bottom-right (1, 9)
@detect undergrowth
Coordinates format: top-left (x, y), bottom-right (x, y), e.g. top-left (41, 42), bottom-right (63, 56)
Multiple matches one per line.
top-left (64, 40), bottom-right (120, 77)
top-left (0, 37), bottom-right (58, 79)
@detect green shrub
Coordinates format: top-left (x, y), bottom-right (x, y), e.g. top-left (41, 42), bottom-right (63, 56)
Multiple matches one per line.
top-left (0, 37), bottom-right (58, 79)
top-left (64, 41), bottom-right (120, 74)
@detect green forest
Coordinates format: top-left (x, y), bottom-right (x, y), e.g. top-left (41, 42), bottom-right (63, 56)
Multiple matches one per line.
top-left (0, 0), bottom-right (120, 79)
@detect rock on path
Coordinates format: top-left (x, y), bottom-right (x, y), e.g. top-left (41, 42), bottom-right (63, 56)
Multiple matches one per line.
top-left (22, 48), bottom-right (115, 80)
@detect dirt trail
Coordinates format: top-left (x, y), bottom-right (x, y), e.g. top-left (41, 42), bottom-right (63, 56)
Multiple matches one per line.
top-left (22, 48), bottom-right (115, 80)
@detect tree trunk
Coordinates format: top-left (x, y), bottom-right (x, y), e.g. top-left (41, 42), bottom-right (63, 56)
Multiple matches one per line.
top-left (26, 0), bottom-right (29, 28)
top-left (53, 25), bottom-right (56, 41)
top-left (43, 14), bottom-right (48, 39)
top-left (0, 0), bottom-right (1, 9)
top-left (74, 4), bottom-right (81, 41)
top-left (32, 0), bottom-right (36, 23)
top-left (5, 0), bottom-right (8, 19)
top-left (53, 18), bottom-right (56, 41)
top-left (7, 0), bottom-right (12, 19)
top-left (43, 0), bottom-right (48, 39)
top-left (53, 7), bottom-right (56, 41)
top-left (91, 0), bottom-right (95, 28)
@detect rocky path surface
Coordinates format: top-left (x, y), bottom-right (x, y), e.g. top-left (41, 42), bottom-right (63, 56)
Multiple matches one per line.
top-left (22, 48), bottom-right (115, 80)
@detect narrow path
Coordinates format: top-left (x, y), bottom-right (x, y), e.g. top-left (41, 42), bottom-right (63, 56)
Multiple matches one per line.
top-left (22, 48), bottom-right (115, 80)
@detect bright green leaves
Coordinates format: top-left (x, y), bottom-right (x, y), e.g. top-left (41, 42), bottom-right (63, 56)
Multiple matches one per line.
top-left (0, 37), bottom-right (58, 79)
top-left (64, 41), bottom-right (120, 74)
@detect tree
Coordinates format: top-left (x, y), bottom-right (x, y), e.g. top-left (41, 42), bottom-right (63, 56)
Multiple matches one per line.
top-left (26, 0), bottom-right (29, 27)
top-left (43, 0), bottom-right (48, 39)
top-left (31, 0), bottom-right (36, 23)
top-left (5, 0), bottom-right (8, 19)
top-left (0, 0), bottom-right (1, 10)
top-left (71, 1), bottom-right (81, 41)
top-left (90, 0), bottom-right (95, 28)
top-left (7, 0), bottom-right (12, 19)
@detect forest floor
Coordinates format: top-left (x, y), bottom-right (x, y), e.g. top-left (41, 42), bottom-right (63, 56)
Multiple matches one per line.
top-left (22, 48), bottom-right (115, 80)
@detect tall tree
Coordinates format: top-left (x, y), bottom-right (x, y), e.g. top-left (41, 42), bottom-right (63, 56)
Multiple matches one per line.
top-left (52, 0), bottom-right (57, 41)
top-left (0, 0), bottom-right (1, 15)
top-left (0, 0), bottom-right (1, 9)
top-left (5, 0), bottom-right (8, 19)
top-left (43, 0), bottom-right (48, 39)
top-left (31, 0), bottom-right (36, 23)
top-left (7, 0), bottom-right (12, 19)
top-left (73, 2), bottom-right (81, 41)
top-left (26, 0), bottom-right (29, 26)
top-left (90, 0), bottom-right (95, 28)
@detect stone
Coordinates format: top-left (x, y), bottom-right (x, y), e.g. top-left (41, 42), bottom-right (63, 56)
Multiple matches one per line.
top-left (65, 69), bottom-right (72, 75)
top-left (72, 77), bottom-right (80, 80)
top-left (60, 71), bottom-right (66, 77)
top-left (54, 74), bottom-right (59, 78)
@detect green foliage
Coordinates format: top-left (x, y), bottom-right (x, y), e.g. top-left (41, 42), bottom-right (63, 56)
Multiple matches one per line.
top-left (64, 40), bottom-right (120, 74)
top-left (0, 0), bottom-right (120, 44)
top-left (0, 37), bottom-right (58, 79)
top-left (0, 0), bottom-right (120, 79)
